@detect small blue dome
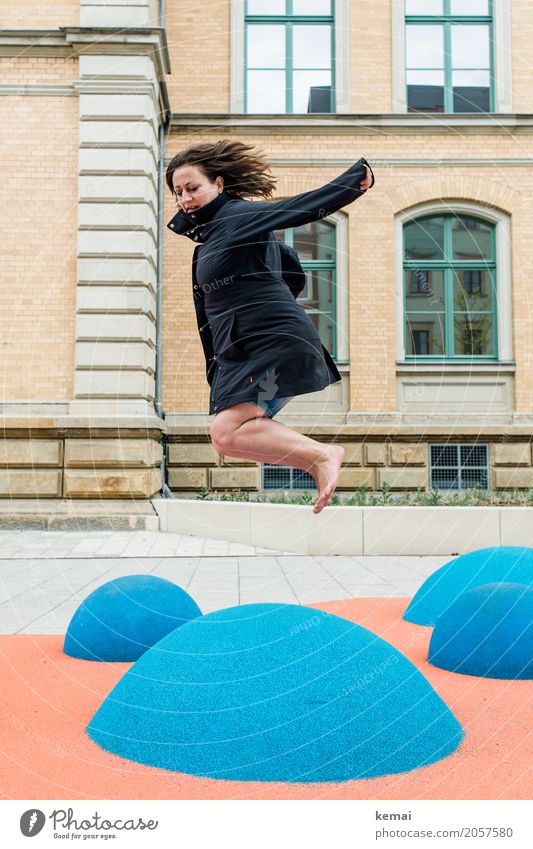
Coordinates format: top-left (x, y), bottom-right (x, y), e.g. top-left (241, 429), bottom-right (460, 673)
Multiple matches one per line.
top-left (64, 574), bottom-right (202, 662)
top-left (429, 583), bottom-right (533, 679)
top-left (87, 603), bottom-right (462, 782)
top-left (404, 546), bottom-right (533, 626)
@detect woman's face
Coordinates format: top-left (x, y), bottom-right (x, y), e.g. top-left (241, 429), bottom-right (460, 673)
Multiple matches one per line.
top-left (172, 164), bottom-right (223, 213)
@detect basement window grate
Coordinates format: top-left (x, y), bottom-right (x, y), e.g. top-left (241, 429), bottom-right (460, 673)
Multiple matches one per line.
top-left (262, 464), bottom-right (316, 491)
top-left (430, 443), bottom-right (489, 491)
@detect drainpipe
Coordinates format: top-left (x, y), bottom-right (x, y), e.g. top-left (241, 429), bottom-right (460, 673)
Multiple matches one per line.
top-left (154, 0), bottom-right (175, 499)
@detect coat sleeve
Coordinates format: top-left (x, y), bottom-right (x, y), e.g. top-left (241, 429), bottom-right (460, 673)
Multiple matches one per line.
top-left (277, 239), bottom-right (306, 300)
top-left (229, 157), bottom-right (374, 244)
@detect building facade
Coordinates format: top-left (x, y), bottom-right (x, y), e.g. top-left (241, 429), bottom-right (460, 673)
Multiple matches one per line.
top-left (1, 0), bottom-right (532, 508)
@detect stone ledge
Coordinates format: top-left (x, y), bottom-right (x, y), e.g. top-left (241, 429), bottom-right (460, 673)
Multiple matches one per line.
top-left (0, 498), bottom-right (159, 531)
top-left (0, 415), bottom-right (165, 438)
top-left (164, 417), bottom-right (533, 438)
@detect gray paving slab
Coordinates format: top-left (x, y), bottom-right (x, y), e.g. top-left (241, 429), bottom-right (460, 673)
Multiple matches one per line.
top-left (0, 530), bottom-right (445, 633)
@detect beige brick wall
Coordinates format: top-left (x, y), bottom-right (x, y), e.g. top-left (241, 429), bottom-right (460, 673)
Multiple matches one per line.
top-left (0, 57), bottom-right (78, 85)
top-left (164, 0), bottom-right (231, 112)
top-left (349, 0), bottom-right (392, 112)
top-left (0, 0), bottom-right (79, 28)
top-left (163, 1), bottom-right (533, 115)
top-left (163, 131), bottom-right (533, 415)
top-left (510, 0), bottom-right (533, 111)
top-left (0, 64), bottom-right (78, 401)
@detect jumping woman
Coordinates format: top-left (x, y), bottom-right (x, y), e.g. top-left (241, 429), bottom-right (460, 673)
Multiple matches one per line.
top-left (166, 140), bottom-right (375, 514)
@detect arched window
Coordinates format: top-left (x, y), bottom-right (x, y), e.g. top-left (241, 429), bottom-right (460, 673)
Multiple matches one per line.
top-left (274, 218), bottom-right (338, 358)
top-left (403, 212), bottom-right (497, 359)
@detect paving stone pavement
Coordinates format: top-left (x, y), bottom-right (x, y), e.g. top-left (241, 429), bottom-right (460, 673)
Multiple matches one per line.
top-left (0, 530), bottom-right (449, 633)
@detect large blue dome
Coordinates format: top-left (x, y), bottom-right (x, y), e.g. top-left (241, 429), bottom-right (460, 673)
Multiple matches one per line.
top-left (87, 603), bottom-right (462, 782)
top-left (429, 583), bottom-right (533, 679)
top-left (404, 546), bottom-right (533, 626)
top-left (64, 574), bottom-right (202, 662)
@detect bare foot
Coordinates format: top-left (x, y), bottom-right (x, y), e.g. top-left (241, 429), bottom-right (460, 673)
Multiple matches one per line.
top-left (310, 444), bottom-right (345, 514)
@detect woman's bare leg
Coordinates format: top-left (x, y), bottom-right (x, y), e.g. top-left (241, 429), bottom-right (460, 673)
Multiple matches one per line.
top-left (210, 402), bottom-right (344, 514)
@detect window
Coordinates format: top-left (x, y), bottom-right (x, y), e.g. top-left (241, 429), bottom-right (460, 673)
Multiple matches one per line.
top-left (262, 463), bottom-right (316, 490)
top-left (403, 213), bottom-right (497, 359)
top-left (430, 443), bottom-right (489, 490)
top-left (245, 0), bottom-right (334, 113)
top-left (274, 219), bottom-right (337, 358)
top-left (405, 0), bottom-right (493, 113)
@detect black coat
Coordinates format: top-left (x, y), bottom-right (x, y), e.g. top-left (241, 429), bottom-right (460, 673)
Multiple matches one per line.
top-left (167, 156), bottom-right (374, 415)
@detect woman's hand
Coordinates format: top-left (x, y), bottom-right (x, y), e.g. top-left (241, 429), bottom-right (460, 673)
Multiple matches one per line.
top-left (359, 163), bottom-right (374, 191)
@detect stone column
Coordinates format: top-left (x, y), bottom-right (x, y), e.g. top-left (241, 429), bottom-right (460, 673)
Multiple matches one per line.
top-left (69, 23), bottom-right (168, 416)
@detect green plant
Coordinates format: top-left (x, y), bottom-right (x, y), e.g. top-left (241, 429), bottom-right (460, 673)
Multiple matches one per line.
top-left (354, 485), bottom-right (370, 506)
top-left (195, 485), bottom-right (532, 506)
top-left (415, 486), bottom-right (425, 505)
top-left (414, 488), bottom-right (443, 506)
top-left (381, 480), bottom-right (391, 503)
top-left (218, 488), bottom-right (249, 502)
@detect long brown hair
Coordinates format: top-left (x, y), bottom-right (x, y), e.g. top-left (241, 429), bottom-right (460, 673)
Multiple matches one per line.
top-left (165, 139), bottom-right (277, 202)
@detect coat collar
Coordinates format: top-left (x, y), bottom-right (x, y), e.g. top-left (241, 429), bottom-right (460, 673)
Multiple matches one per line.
top-left (167, 190), bottom-right (235, 241)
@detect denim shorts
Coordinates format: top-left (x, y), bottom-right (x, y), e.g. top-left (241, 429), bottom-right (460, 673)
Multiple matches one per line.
top-left (255, 395), bottom-right (294, 418)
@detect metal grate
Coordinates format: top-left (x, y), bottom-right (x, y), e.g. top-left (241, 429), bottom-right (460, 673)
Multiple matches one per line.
top-left (262, 464), bottom-right (316, 491)
top-left (430, 444), bottom-right (489, 491)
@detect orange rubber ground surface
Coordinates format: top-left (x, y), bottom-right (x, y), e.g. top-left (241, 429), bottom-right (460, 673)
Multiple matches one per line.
top-left (1, 598), bottom-right (531, 800)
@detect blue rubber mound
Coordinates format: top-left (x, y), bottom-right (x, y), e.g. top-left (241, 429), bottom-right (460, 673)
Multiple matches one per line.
top-left (87, 603), bottom-right (462, 783)
top-left (64, 574), bottom-right (202, 662)
top-left (428, 583), bottom-right (533, 680)
top-left (403, 546), bottom-right (533, 626)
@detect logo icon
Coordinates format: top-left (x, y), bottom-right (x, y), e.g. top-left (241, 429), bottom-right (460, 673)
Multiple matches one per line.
top-left (20, 810), bottom-right (46, 837)
top-left (258, 368), bottom-right (279, 403)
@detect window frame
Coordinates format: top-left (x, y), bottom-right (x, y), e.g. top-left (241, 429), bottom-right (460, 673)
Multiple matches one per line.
top-left (244, 0), bottom-right (335, 114)
top-left (403, 212), bottom-right (497, 360)
top-left (391, 0), bottom-right (512, 113)
top-left (231, 0), bottom-right (350, 114)
top-left (405, 0), bottom-right (494, 114)
top-left (395, 201), bottom-right (513, 364)
top-left (275, 220), bottom-right (338, 358)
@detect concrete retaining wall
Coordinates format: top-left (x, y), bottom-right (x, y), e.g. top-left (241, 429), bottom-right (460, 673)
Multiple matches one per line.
top-left (153, 498), bottom-right (533, 556)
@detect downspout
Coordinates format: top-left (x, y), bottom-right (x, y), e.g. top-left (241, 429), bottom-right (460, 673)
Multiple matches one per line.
top-left (155, 0), bottom-right (175, 499)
